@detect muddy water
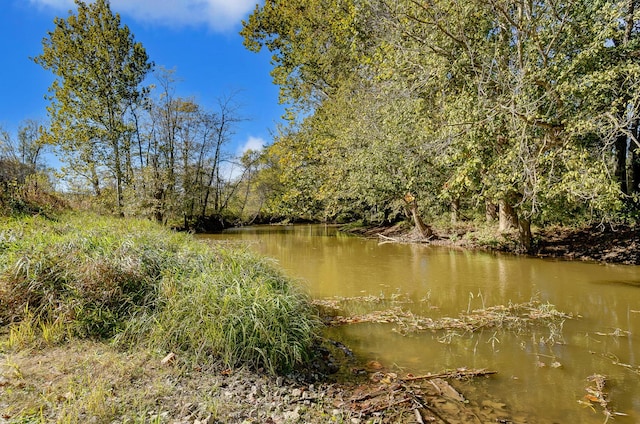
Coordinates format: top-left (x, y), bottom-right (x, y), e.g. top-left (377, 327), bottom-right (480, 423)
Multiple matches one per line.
top-left (202, 225), bottom-right (640, 423)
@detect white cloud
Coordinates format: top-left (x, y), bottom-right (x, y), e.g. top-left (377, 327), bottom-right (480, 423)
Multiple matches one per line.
top-left (29, 0), bottom-right (258, 32)
top-left (237, 136), bottom-right (265, 156)
top-left (30, 0), bottom-right (75, 8)
top-left (219, 137), bottom-right (264, 181)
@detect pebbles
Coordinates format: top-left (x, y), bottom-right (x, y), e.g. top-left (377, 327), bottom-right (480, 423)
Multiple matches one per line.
top-left (181, 368), bottom-right (340, 423)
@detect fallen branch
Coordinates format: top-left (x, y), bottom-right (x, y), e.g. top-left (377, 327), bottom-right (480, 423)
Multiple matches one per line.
top-left (345, 366), bottom-right (500, 422)
top-left (349, 383), bottom-right (403, 403)
top-left (594, 328), bottom-right (631, 337)
top-left (358, 395), bottom-right (412, 415)
top-left (403, 368), bottom-right (497, 382)
top-left (378, 233), bottom-right (401, 243)
top-left (595, 352), bottom-right (640, 375)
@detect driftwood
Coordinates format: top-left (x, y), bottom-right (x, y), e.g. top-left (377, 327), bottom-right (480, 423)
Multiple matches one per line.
top-left (347, 368), bottom-right (498, 423)
top-left (594, 351), bottom-right (640, 375)
top-left (402, 368), bottom-right (498, 382)
top-left (378, 233), bottom-right (401, 243)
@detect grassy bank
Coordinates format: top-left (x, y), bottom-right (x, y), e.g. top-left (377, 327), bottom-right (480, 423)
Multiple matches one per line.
top-left (0, 213), bottom-right (320, 374)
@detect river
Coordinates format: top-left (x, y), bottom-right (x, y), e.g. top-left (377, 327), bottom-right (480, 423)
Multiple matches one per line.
top-left (201, 224), bottom-right (640, 423)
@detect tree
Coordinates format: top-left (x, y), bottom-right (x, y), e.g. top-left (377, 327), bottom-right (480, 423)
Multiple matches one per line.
top-left (34, 0), bottom-right (152, 215)
top-left (243, 0), bottom-right (639, 246)
top-left (0, 122), bottom-right (47, 181)
top-left (241, 0), bottom-right (370, 112)
top-left (16, 119), bottom-right (46, 169)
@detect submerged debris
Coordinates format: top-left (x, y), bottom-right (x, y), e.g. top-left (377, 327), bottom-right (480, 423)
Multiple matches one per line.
top-left (402, 368), bottom-right (498, 382)
top-left (590, 351), bottom-right (640, 376)
top-left (579, 374), bottom-right (628, 422)
top-left (578, 374), bottom-right (626, 423)
top-left (315, 298), bottom-right (572, 337)
top-left (343, 367), bottom-right (503, 423)
top-left (594, 328), bottom-right (631, 337)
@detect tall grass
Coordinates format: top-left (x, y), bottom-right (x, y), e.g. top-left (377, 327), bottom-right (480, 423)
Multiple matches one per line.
top-left (0, 213), bottom-right (320, 373)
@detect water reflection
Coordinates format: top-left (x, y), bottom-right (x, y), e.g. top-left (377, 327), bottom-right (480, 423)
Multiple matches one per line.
top-left (202, 225), bottom-right (640, 423)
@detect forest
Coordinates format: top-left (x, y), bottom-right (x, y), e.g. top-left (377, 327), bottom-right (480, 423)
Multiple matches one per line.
top-left (241, 0), bottom-right (640, 251)
top-left (1, 0), bottom-right (640, 252)
top-left (1, 0), bottom-right (264, 230)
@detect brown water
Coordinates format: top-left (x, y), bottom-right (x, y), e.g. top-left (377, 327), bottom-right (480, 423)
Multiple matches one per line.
top-left (202, 224), bottom-right (640, 423)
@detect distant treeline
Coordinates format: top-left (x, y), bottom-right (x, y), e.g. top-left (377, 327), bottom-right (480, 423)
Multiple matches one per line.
top-left (1, 0), bottom-right (268, 228)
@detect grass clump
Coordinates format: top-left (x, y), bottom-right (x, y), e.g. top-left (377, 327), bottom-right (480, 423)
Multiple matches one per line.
top-left (0, 213), bottom-right (319, 373)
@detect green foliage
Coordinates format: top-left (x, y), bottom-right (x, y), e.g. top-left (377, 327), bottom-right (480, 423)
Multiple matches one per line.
top-left (31, 3), bottom-right (253, 225)
top-left (0, 171), bottom-right (65, 218)
top-left (242, 0), bottom-right (640, 243)
top-left (33, 0), bottom-right (152, 213)
top-left (0, 214), bottom-right (320, 373)
top-left (124, 248), bottom-right (319, 373)
top-left (0, 214), bottom-right (168, 338)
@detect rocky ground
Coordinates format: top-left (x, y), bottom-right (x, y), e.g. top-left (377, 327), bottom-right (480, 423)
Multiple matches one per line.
top-left (0, 340), bottom-right (515, 424)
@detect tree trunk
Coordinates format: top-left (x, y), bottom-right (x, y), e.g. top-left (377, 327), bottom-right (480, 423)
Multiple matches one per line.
top-left (485, 200), bottom-right (498, 223)
top-left (153, 187), bottom-right (164, 223)
top-left (518, 217), bottom-right (532, 253)
top-left (630, 122), bottom-right (640, 195)
top-left (404, 193), bottom-right (433, 238)
top-left (615, 133), bottom-right (628, 195)
top-left (113, 143), bottom-right (124, 217)
top-left (498, 199), bottom-right (518, 231)
top-left (90, 163), bottom-right (101, 197)
top-left (410, 203), bottom-right (433, 238)
top-left (201, 164), bottom-right (217, 220)
top-left (631, 145), bottom-right (640, 195)
top-left (451, 198), bottom-right (460, 224)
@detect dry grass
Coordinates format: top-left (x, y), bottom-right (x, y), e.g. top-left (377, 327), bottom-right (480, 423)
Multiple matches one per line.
top-left (0, 340), bottom-right (223, 423)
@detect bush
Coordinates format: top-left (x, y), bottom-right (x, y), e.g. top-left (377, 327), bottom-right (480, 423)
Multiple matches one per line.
top-left (0, 172), bottom-right (66, 217)
top-left (0, 213), bottom-right (320, 373)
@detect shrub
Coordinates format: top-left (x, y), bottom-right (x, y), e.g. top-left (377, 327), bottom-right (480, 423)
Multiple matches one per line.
top-left (0, 213), bottom-right (320, 373)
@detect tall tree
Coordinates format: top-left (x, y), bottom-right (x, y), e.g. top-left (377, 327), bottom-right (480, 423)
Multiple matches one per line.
top-left (34, 0), bottom-right (152, 214)
top-left (243, 0), bottom-right (638, 245)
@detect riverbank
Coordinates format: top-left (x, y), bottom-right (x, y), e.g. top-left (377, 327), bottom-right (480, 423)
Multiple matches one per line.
top-left (1, 214), bottom-right (632, 423)
top-left (0, 213), bottom-right (515, 423)
top-left (343, 221), bottom-right (640, 265)
top-left (0, 338), bottom-right (516, 423)
top-left (0, 213), bottom-right (323, 422)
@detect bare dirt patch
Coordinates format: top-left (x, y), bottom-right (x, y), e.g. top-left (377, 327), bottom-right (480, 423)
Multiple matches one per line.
top-left (344, 222), bottom-right (640, 265)
top-left (534, 224), bottom-right (640, 265)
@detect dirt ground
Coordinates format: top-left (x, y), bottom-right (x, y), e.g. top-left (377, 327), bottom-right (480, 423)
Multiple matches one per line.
top-left (534, 224), bottom-right (640, 265)
top-left (346, 222), bottom-right (640, 265)
top-left (0, 340), bottom-right (515, 424)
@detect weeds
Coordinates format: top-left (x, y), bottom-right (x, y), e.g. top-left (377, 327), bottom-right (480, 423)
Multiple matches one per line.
top-left (0, 213), bottom-right (320, 374)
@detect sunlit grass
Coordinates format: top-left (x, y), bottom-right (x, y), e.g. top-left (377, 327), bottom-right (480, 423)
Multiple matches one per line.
top-left (0, 341), bottom-right (194, 423)
top-left (0, 212), bottom-right (320, 373)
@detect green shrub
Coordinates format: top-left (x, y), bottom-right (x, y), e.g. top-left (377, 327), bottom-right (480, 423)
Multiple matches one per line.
top-left (0, 213), bottom-right (320, 373)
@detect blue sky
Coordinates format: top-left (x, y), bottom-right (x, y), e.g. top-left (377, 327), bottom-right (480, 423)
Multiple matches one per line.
top-left (0, 0), bottom-right (282, 159)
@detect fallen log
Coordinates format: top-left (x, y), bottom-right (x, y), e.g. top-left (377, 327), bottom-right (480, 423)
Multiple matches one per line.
top-left (402, 368), bottom-right (498, 382)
